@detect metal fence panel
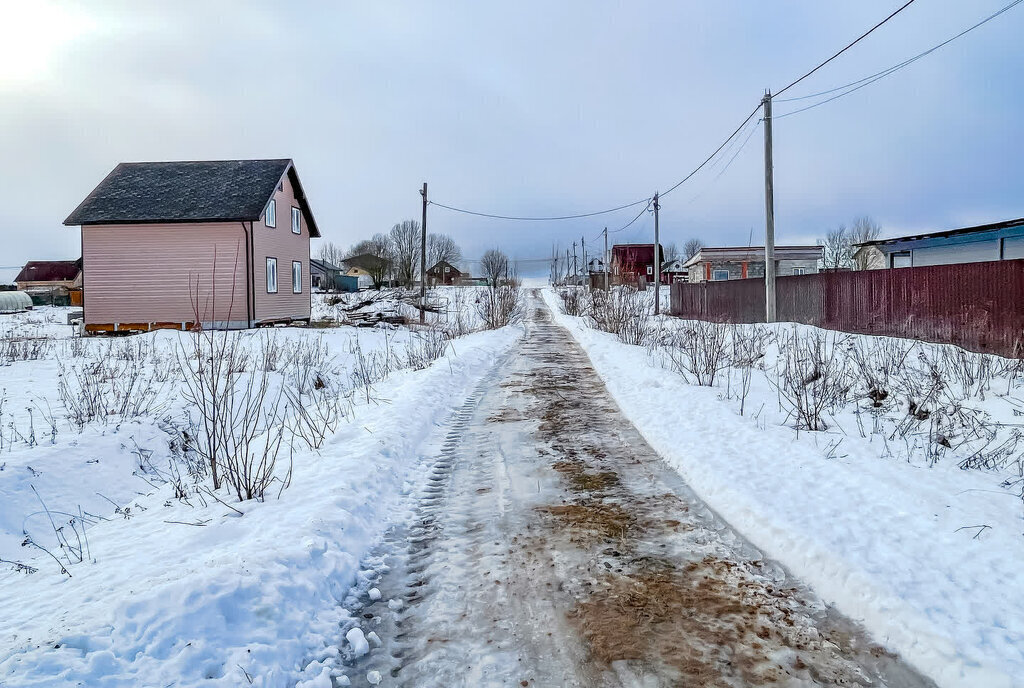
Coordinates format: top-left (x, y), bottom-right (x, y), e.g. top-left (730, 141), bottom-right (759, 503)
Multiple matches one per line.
top-left (669, 260), bottom-right (1024, 357)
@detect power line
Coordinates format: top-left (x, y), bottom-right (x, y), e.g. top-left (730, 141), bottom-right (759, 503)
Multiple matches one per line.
top-left (427, 196), bottom-right (649, 222)
top-left (609, 198), bottom-right (653, 234)
top-left (660, 102), bottom-right (764, 200)
top-left (774, 0), bottom-right (919, 97)
top-left (774, 0), bottom-right (1024, 117)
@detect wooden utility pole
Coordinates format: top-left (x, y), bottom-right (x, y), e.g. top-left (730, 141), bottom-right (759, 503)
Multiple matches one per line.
top-left (653, 191), bottom-right (661, 315)
top-left (419, 182), bottom-right (427, 324)
top-left (603, 227), bottom-right (609, 292)
top-left (581, 234), bottom-right (587, 288)
top-left (566, 248), bottom-right (570, 284)
top-left (762, 92), bottom-right (777, 323)
top-left (572, 241), bottom-right (577, 283)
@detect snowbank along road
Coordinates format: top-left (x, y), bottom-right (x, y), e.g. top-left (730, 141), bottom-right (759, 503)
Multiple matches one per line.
top-left (342, 293), bottom-right (935, 687)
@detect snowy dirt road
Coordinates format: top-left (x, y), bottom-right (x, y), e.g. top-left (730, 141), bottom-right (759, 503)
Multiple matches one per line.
top-left (342, 294), bottom-right (935, 688)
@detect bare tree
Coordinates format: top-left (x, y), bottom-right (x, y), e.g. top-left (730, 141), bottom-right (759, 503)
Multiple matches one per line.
top-left (318, 241), bottom-right (345, 267)
top-left (347, 234), bottom-right (392, 289)
top-left (480, 249), bottom-right (509, 287)
top-left (682, 238), bottom-right (704, 261)
top-left (663, 243), bottom-right (680, 262)
top-left (427, 233), bottom-right (462, 270)
top-left (821, 224), bottom-right (850, 270)
top-left (850, 216), bottom-right (884, 270)
top-left (388, 220), bottom-right (420, 288)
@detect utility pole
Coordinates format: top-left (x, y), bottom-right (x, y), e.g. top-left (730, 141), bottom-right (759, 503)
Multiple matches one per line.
top-left (566, 248), bottom-right (570, 285)
top-left (581, 235), bottom-right (587, 289)
top-left (603, 227), bottom-right (609, 293)
top-left (572, 241), bottom-right (577, 284)
top-left (762, 91), bottom-right (777, 323)
top-left (653, 191), bottom-right (661, 315)
top-left (419, 182), bottom-right (427, 325)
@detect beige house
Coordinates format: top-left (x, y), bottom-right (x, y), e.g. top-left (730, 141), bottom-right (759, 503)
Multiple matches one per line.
top-left (64, 159), bottom-right (320, 332)
top-left (684, 246), bottom-right (823, 283)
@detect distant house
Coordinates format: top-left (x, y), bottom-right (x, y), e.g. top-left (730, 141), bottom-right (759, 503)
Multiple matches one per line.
top-left (611, 244), bottom-right (664, 285)
top-left (309, 258), bottom-right (343, 291)
top-left (587, 257), bottom-right (606, 274)
top-left (853, 217), bottom-right (1024, 269)
top-left (684, 246), bottom-right (823, 283)
top-left (64, 159), bottom-right (320, 332)
top-left (661, 258), bottom-right (688, 284)
top-left (426, 260), bottom-right (462, 286)
top-left (342, 254), bottom-right (389, 289)
top-left (15, 259), bottom-right (83, 305)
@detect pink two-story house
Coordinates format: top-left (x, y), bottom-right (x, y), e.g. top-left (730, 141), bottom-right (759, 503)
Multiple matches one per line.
top-left (64, 159), bottom-right (320, 332)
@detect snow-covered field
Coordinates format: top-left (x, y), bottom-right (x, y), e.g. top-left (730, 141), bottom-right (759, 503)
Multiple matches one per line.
top-left (544, 287), bottom-right (1024, 688)
top-left (0, 297), bottom-right (522, 687)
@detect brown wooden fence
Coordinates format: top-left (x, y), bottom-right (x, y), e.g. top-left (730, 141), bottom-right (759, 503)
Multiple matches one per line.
top-left (669, 260), bottom-right (1024, 357)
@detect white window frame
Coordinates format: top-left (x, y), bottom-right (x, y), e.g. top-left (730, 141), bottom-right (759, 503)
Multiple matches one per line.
top-left (291, 207), bottom-right (301, 234)
top-left (646, 265), bottom-right (653, 275)
top-left (292, 261), bottom-right (302, 294)
top-left (444, 266), bottom-right (450, 273)
top-left (712, 269), bottom-right (730, 281)
top-left (792, 267), bottom-right (807, 276)
top-left (266, 257), bottom-right (278, 293)
top-left (265, 199), bottom-right (276, 228)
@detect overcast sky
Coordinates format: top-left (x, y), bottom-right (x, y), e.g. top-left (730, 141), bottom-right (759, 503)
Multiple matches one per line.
top-left (1, 0), bottom-right (1021, 276)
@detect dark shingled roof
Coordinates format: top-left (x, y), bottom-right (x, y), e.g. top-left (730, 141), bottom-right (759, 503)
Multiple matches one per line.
top-left (63, 159), bottom-right (320, 236)
top-left (15, 259), bottom-right (82, 283)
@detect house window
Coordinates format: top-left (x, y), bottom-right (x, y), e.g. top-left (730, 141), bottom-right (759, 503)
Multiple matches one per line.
top-left (646, 266), bottom-right (653, 275)
top-left (266, 257), bottom-right (278, 293)
top-left (444, 266), bottom-right (450, 273)
top-left (265, 199), bottom-right (276, 228)
top-left (292, 261), bottom-right (302, 293)
top-left (291, 207), bottom-right (301, 234)
top-left (712, 269), bottom-right (730, 281)
top-left (891, 252), bottom-right (912, 268)
top-left (792, 267), bottom-right (806, 275)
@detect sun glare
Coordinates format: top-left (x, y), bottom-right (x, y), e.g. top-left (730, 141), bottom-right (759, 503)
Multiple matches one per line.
top-left (0, 2), bottom-right (94, 86)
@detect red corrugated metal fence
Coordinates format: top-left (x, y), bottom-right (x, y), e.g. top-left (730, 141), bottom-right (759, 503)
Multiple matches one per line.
top-left (669, 260), bottom-right (1024, 357)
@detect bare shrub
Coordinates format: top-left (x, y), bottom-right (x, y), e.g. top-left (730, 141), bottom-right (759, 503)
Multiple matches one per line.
top-left (406, 327), bottom-right (451, 369)
top-left (442, 287), bottom-right (477, 338)
top-left (659, 320), bottom-right (729, 386)
top-left (57, 354), bottom-right (167, 429)
top-left (557, 287), bottom-right (585, 317)
top-left (477, 283), bottom-right (524, 330)
top-left (588, 287), bottom-right (652, 346)
top-left (772, 329), bottom-right (852, 431)
top-left (177, 330), bottom-right (289, 501)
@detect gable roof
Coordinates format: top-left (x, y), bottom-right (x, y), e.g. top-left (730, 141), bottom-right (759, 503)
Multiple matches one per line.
top-left (427, 260), bottom-right (462, 274)
top-left (63, 159), bottom-right (320, 237)
top-left (343, 253), bottom-right (389, 271)
top-left (853, 217), bottom-right (1024, 248)
top-left (15, 259), bottom-right (82, 283)
top-left (310, 258), bottom-right (341, 273)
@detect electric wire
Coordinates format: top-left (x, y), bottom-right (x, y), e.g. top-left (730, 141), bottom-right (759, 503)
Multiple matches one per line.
top-left (424, 0), bottom-right (1014, 231)
top-left (426, 196), bottom-right (650, 222)
top-left (659, 102), bottom-right (764, 200)
top-left (774, 0), bottom-right (918, 97)
top-left (774, 0), bottom-right (1024, 117)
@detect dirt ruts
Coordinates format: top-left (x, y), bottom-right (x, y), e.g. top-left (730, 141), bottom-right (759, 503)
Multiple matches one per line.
top-left (340, 294), bottom-right (934, 688)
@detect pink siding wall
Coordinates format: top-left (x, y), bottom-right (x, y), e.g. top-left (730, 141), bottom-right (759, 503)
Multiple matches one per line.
top-left (252, 173), bottom-right (312, 323)
top-left (82, 223), bottom-right (249, 327)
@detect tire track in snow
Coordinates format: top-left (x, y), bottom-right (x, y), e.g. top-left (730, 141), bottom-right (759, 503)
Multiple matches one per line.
top-left (336, 294), bottom-right (936, 687)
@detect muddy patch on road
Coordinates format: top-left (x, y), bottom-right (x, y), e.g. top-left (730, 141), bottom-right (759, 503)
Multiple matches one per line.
top-left (518, 319), bottom-right (930, 687)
